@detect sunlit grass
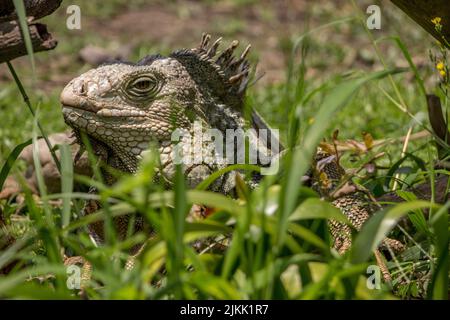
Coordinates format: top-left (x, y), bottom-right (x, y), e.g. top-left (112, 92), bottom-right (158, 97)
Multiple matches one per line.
top-left (0, 2), bottom-right (448, 300)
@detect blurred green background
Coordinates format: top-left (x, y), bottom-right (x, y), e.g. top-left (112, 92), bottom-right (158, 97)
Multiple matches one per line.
top-left (0, 0), bottom-right (448, 301)
top-left (0, 0), bottom-right (440, 162)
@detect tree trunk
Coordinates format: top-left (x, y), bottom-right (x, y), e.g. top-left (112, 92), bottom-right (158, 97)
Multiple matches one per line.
top-left (391, 0), bottom-right (450, 48)
top-left (0, 0), bottom-right (62, 23)
top-left (377, 175), bottom-right (449, 204)
top-left (0, 0), bottom-right (61, 62)
top-left (0, 20), bottom-right (57, 63)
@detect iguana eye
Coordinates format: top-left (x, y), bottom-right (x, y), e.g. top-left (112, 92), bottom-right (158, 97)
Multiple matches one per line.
top-left (134, 79), bottom-right (151, 90)
top-left (127, 76), bottom-right (159, 98)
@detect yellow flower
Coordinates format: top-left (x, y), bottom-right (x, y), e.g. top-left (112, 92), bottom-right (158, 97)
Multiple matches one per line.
top-left (437, 61), bottom-right (445, 70)
top-left (439, 70), bottom-right (446, 77)
top-left (432, 17), bottom-right (442, 25)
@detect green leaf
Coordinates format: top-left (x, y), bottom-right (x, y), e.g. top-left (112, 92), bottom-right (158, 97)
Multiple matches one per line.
top-left (0, 138), bottom-right (32, 191)
top-left (289, 198), bottom-right (349, 223)
top-left (170, 164), bottom-right (188, 298)
top-left (396, 190), bottom-right (431, 236)
top-left (288, 223), bottom-right (328, 250)
top-left (187, 190), bottom-right (245, 216)
top-left (383, 153), bottom-right (426, 190)
top-left (351, 201), bottom-right (440, 263)
top-left (195, 164), bottom-right (261, 191)
top-left (60, 144), bottom-right (74, 231)
top-left (428, 201), bottom-right (449, 300)
top-left (0, 265), bottom-right (67, 297)
top-left (188, 272), bottom-right (242, 299)
top-left (12, 0), bottom-right (35, 75)
top-left (277, 68), bottom-right (405, 250)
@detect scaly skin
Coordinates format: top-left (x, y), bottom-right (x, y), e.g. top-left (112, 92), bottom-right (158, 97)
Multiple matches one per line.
top-left (311, 147), bottom-right (404, 280)
top-left (60, 35), bottom-right (404, 284)
top-left (60, 34), bottom-right (276, 245)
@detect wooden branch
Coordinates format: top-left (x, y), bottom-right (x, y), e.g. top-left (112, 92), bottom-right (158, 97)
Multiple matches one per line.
top-left (0, 0), bottom-right (62, 23)
top-left (427, 94), bottom-right (450, 145)
top-left (377, 175), bottom-right (448, 204)
top-left (0, 20), bottom-right (57, 63)
top-left (391, 0), bottom-right (450, 48)
top-left (426, 94), bottom-right (450, 159)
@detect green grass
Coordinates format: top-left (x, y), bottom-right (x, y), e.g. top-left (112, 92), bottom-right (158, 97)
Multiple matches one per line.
top-left (0, 1), bottom-right (448, 300)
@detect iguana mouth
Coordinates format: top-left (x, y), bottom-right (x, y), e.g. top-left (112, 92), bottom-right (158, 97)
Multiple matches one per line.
top-left (95, 108), bottom-right (148, 118)
top-left (62, 105), bottom-right (97, 114)
top-left (62, 105), bottom-right (147, 120)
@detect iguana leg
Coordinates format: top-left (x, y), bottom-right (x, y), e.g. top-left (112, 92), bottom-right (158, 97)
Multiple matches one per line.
top-left (328, 219), bottom-right (353, 254)
top-left (380, 237), bottom-right (405, 254)
top-left (374, 250), bottom-right (392, 282)
top-left (312, 148), bottom-right (405, 284)
top-left (124, 243), bottom-right (146, 270)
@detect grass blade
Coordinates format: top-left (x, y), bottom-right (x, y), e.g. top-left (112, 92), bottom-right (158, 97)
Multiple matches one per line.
top-left (428, 201), bottom-right (449, 300)
top-left (0, 138), bottom-right (32, 191)
top-left (59, 143), bottom-right (74, 232)
top-left (351, 201), bottom-right (440, 263)
top-left (6, 62), bottom-right (61, 172)
top-left (12, 0), bottom-right (35, 75)
top-left (277, 68), bottom-right (406, 251)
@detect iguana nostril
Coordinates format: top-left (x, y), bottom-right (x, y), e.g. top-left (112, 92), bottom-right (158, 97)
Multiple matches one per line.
top-left (72, 79), bottom-right (87, 95)
top-left (60, 81), bottom-right (98, 112)
top-left (78, 81), bottom-right (88, 95)
top-left (80, 82), bottom-right (87, 95)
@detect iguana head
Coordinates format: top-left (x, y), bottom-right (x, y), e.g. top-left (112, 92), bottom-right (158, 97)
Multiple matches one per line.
top-left (60, 34), bottom-right (252, 173)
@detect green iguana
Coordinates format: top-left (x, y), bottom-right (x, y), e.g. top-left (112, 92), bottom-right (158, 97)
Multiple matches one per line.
top-left (59, 34), bottom-right (404, 275)
top-left (60, 33), bottom-right (277, 247)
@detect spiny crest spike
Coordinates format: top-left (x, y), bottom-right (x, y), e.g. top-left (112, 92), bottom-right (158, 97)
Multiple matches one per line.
top-left (216, 40), bottom-right (239, 67)
top-left (200, 33), bottom-right (211, 50)
top-left (229, 70), bottom-right (248, 84)
top-left (170, 33), bottom-right (253, 103)
top-left (241, 44), bottom-right (251, 60)
top-left (206, 37), bottom-right (222, 58)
